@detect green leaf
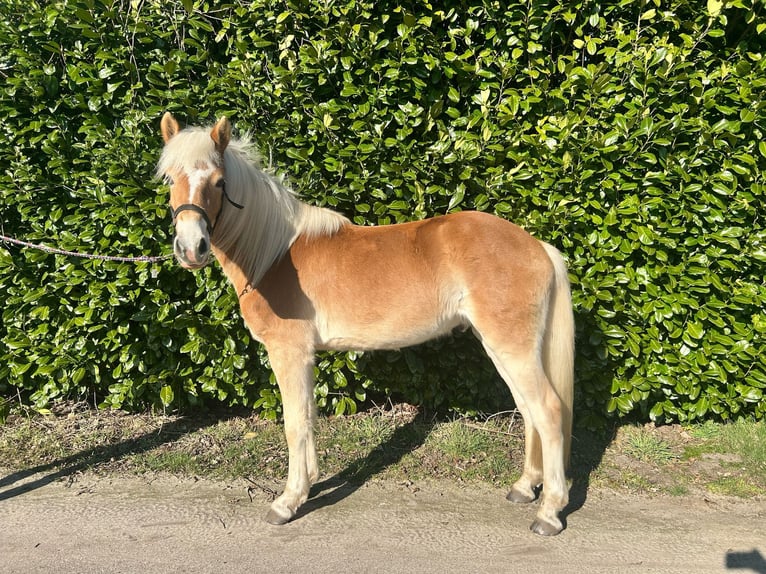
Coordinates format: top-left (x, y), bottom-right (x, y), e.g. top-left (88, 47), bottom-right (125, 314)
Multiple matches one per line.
top-left (706, 0), bottom-right (723, 17)
top-left (160, 385), bottom-right (175, 408)
top-left (740, 109), bottom-right (756, 123)
top-left (641, 9), bottom-right (656, 20)
top-left (687, 322), bottom-right (705, 340)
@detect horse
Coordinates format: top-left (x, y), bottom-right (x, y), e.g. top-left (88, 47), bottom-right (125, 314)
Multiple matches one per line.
top-left (157, 113), bottom-right (575, 536)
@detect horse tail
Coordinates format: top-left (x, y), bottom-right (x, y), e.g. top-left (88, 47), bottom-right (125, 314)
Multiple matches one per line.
top-left (541, 242), bottom-right (575, 468)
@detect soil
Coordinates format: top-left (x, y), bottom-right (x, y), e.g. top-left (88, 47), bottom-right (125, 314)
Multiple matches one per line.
top-left (1, 468), bottom-right (764, 574)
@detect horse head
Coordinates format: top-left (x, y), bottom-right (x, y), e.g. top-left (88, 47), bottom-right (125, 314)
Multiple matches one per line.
top-left (159, 112), bottom-right (233, 269)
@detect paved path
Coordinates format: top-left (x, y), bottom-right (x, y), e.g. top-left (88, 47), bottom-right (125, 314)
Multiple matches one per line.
top-left (1, 470), bottom-right (764, 573)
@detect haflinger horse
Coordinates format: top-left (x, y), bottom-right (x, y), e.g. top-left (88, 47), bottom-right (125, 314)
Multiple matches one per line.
top-left (158, 113), bottom-right (575, 536)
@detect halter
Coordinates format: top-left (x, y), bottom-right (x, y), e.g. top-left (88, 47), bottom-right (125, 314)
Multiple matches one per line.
top-left (171, 181), bottom-right (244, 234)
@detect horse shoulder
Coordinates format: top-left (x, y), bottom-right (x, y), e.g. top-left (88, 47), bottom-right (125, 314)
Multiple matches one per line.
top-left (238, 250), bottom-right (316, 345)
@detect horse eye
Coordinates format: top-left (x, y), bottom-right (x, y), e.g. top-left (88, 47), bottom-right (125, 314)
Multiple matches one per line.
top-left (215, 178), bottom-right (225, 188)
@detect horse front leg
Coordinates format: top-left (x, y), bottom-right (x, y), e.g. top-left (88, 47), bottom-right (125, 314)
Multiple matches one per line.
top-left (263, 343), bottom-right (317, 525)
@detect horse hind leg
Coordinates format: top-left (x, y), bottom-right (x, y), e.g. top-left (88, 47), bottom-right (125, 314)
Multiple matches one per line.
top-left (482, 342), bottom-right (569, 535)
top-left (306, 404), bottom-right (319, 484)
top-left (505, 403), bottom-right (543, 504)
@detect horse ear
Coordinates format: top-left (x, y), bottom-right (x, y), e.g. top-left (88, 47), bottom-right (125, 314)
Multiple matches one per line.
top-left (161, 113), bottom-right (180, 143)
top-left (210, 116), bottom-right (231, 154)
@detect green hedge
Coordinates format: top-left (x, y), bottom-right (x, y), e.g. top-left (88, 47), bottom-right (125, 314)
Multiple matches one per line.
top-left (1, 0), bottom-right (764, 425)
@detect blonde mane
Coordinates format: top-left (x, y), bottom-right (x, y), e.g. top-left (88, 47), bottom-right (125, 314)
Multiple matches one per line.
top-left (158, 127), bottom-right (349, 285)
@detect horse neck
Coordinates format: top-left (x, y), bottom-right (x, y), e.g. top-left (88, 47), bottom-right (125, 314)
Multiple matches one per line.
top-left (211, 159), bottom-right (302, 294)
top-left (210, 147), bottom-right (350, 294)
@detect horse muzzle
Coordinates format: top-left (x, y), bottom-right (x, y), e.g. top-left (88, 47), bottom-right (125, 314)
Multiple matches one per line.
top-left (173, 217), bottom-right (211, 270)
top-left (174, 236), bottom-right (210, 269)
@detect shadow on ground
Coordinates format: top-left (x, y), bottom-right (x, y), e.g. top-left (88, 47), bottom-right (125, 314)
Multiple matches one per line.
top-left (297, 415), bottom-right (437, 520)
top-left (0, 414), bottom-right (224, 500)
top-left (301, 413), bottom-right (618, 533)
top-left (563, 424), bottom-right (617, 528)
top-left (726, 549), bottom-right (766, 574)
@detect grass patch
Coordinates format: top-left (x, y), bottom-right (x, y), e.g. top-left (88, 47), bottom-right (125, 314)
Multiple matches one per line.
top-left (0, 405), bottom-right (524, 487)
top-left (315, 410), bottom-right (521, 486)
top-left (682, 419), bottom-right (766, 496)
top-left (668, 484), bottom-right (690, 496)
top-left (423, 418), bottom-right (520, 483)
top-left (686, 419), bottom-right (766, 477)
top-left (708, 476), bottom-right (763, 498)
top-left (135, 450), bottom-right (201, 475)
top-left (622, 427), bottom-right (675, 465)
top-left (618, 469), bottom-right (657, 492)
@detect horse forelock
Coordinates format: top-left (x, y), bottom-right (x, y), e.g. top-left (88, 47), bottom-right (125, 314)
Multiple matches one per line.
top-left (157, 127), bottom-right (222, 180)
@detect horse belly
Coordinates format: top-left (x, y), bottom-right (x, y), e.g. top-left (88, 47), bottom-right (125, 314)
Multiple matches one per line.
top-left (314, 283), bottom-right (467, 352)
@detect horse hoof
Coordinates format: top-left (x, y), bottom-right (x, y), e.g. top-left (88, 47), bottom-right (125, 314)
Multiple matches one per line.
top-left (506, 487), bottom-right (536, 504)
top-left (265, 508), bottom-right (292, 525)
top-left (530, 518), bottom-right (563, 536)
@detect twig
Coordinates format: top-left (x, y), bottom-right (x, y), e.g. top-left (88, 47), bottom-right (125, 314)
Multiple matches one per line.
top-left (463, 422), bottom-right (518, 437)
top-left (485, 409), bottom-right (519, 422)
top-left (244, 477), bottom-right (279, 501)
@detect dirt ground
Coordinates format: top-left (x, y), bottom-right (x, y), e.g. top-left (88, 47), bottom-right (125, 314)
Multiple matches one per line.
top-left (1, 468), bottom-right (764, 574)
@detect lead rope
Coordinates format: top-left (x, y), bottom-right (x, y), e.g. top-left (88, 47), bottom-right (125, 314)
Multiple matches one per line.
top-left (1, 181), bottom-right (243, 263)
top-left (0, 230), bottom-right (173, 263)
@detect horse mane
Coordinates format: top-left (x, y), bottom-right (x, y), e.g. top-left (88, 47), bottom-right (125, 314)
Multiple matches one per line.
top-left (158, 127), bottom-right (349, 285)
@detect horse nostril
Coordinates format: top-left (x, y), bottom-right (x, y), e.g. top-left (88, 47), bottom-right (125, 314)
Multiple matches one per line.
top-left (198, 237), bottom-right (208, 255)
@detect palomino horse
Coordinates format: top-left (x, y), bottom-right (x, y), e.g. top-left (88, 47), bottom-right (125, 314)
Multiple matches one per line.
top-left (158, 113), bottom-right (575, 536)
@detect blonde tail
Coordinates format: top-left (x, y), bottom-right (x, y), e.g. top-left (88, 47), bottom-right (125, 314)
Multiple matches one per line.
top-left (541, 242), bottom-right (575, 467)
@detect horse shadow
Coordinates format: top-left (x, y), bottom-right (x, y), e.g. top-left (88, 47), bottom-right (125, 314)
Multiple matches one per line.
top-left (563, 424), bottom-right (617, 526)
top-left (562, 308), bottom-right (619, 528)
top-left (0, 413), bottom-right (225, 501)
top-left (296, 412), bottom-right (436, 520)
top-left (299, 410), bottom-right (615, 531)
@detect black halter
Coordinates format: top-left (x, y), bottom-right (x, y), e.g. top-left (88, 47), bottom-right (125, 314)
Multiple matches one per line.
top-left (170, 181), bottom-right (244, 234)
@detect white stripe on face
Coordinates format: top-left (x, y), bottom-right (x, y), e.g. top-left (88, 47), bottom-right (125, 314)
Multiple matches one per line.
top-left (187, 163), bottom-right (215, 205)
top-left (171, 162), bottom-right (216, 268)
